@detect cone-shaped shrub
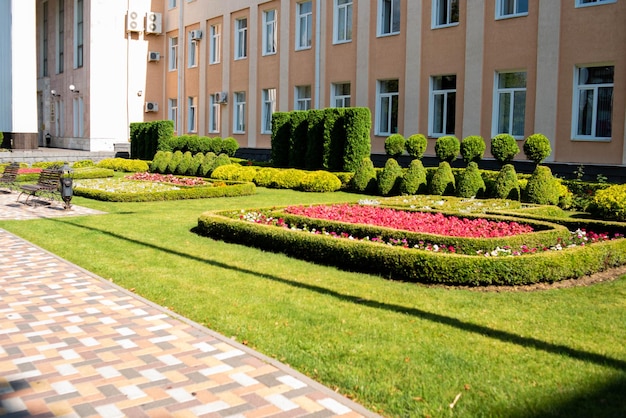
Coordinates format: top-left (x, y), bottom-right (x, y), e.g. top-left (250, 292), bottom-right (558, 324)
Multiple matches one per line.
top-left (384, 134), bottom-right (406, 158)
top-left (435, 136), bottom-right (460, 163)
top-left (456, 162), bottom-right (486, 198)
top-left (523, 133), bottom-right (552, 165)
top-left (491, 134), bottom-right (520, 165)
top-left (199, 152), bottom-right (217, 177)
top-left (405, 134), bottom-right (427, 159)
top-left (151, 151), bottom-right (171, 174)
top-left (189, 152), bottom-right (204, 176)
top-left (460, 135), bottom-right (486, 164)
top-left (350, 157), bottom-right (377, 193)
top-left (211, 153), bottom-right (232, 175)
top-left (494, 164), bottom-right (520, 200)
top-left (167, 150), bottom-right (184, 174)
top-left (525, 165), bottom-right (560, 205)
top-left (400, 159), bottom-right (427, 195)
top-left (429, 161), bottom-right (456, 195)
top-left (378, 158), bottom-right (403, 196)
top-left (176, 151), bottom-right (193, 175)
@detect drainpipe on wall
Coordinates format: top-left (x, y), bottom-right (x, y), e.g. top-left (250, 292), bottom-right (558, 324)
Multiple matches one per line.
top-left (314, 0), bottom-right (321, 109)
top-left (177, 0), bottom-right (184, 135)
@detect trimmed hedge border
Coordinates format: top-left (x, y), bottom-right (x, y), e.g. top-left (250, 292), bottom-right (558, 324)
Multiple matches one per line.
top-left (196, 207), bottom-right (626, 286)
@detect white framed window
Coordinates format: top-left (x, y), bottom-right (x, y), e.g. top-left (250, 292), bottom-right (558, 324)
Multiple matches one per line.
top-left (332, 83), bottom-right (351, 108)
top-left (334, 0), bottom-right (353, 43)
top-left (188, 34), bottom-right (198, 68)
top-left (378, 0), bottom-right (400, 36)
top-left (234, 18), bottom-right (248, 59)
top-left (429, 75), bottom-right (456, 137)
top-left (233, 92), bottom-right (246, 133)
top-left (376, 79), bottom-right (399, 136)
top-left (72, 97), bottom-right (83, 138)
top-left (432, 0), bottom-right (459, 28)
top-left (493, 72), bottom-right (526, 138)
top-left (168, 98), bottom-right (178, 132)
top-left (573, 66), bottom-right (613, 140)
top-left (168, 0), bottom-right (177, 9)
top-left (168, 37), bottom-right (178, 71)
top-left (576, 0), bottom-right (616, 7)
top-left (296, 1), bottom-right (313, 50)
top-left (261, 88), bottom-right (277, 134)
top-left (295, 85), bottom-right (312, 110)
top-left (209, 24), bottom-right (221, 64)
top-left (209, 94), bottom-right (220, 133)
top-left (262, 10), bottom-right (277, 55)
top-left (74, 0), bottom-right (83, 68)
top-left (496, 0), bottom-right (528, 19)
top-left (188, 97), bottom-right (197, 133)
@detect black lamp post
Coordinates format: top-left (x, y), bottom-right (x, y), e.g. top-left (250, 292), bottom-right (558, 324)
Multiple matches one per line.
top-left (60, 163), bottom-right (74, 210)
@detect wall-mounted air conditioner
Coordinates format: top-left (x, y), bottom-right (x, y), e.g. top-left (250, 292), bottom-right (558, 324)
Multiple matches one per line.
top-left (148, 51), bottom-right (160, 62)
top-left (215, 91), bottom-right (227, 104)
top-left (146, 12), bottom-right (162, 34)
top-left (190, 30), bottom-right (203, 40)
top-left (127, 10), bottom-right (142, 32)
top-left (145, 102), bottom-right (158, 112)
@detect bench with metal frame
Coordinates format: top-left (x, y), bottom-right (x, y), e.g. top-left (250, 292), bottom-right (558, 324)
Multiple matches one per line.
top-left (17, 167), bottom-right (62, 206)
top-left (0, 162), bottom-right (20, 192)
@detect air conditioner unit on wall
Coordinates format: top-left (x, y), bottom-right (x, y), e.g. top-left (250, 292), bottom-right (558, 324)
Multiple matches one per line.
top-left (215, 91), bottom-right (227, 104)
top-left (190, 30), bottom-right (203, 40)
top-left (145, 102), bottom-right (158, 112)
top-left (127, 10), bottom-right (142, 32)
top-left (146, 12), bottom-right (162, 34)
top-left (148, 51), bottom-right (160, 62)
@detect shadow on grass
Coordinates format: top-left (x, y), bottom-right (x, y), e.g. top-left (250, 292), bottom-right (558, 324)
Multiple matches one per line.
top-left (45, 217), bottom-right (626, 374)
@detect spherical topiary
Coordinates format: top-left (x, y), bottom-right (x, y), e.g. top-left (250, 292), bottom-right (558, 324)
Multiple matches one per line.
top-left (490, 134), bottom-right (520, 165)
top-left (405, 134), bottom-right (428, 159)
top-left (199, 152), bottom-right (217, 177)
top-left (434, 136), bottom-right (460, 162)
top-left (378, 158), bottom-right (403, 196)
top-left (300, 171), bottom-right (342, 192)
top-left (494, 164), bottom-right (520, 200)
top-left (384, 134), bottom-right (406, 158)
top-left (524, 165), bottom-right (560, 205)
top-left (221, 137), bottom-right (240, 157)
top-left (400, 159), bottom-right (427, 195)
top-left (523, 133), bottom-right (552, 165)
top-left (429, 161), bottom-right (456, 195)
top-left (460, 135), bottom-right (486, 165)
top-left (350, 157), bottom-right (377, 193)
top-left (456, 162), bottom-right (486, 198)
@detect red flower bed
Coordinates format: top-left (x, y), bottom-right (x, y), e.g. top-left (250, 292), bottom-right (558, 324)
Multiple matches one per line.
top-left (126, 172), bottom-right (206, 186)
top-left (284, 204), bottom-right (534, 238)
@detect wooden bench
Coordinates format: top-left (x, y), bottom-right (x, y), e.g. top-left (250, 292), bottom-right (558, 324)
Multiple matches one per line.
top-left (0, 162), bottom-right (20, 191)
top-left (18, 167), bottom-right (62, 206)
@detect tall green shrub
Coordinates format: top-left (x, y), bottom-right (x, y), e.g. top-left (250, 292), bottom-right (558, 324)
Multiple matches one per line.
top-left (405, 134), bottom-right (427, 159)
top-left (460, 135), bottom-right (486, 164)
top-left (494, 164), bottom-right (520, 200)
top-left (342, 108), bottom-right (371, 173)
top-left (130, 120), bottom-right (174, 160)
top-left (384, 134), bottom-right (406, 158)
top-left (429, 162), bottom-right (455, 195)
top-left (271, 112), bottom-right (291, 167)
top-left (306, 109), bottom-right (326, 169)
top-left (323, 108), bottom-right (346, 171)
top-left (350, 157), bottom-right (377, 193)
top-left (456, 162), bottom-right (486, 198)
top-left (434, 136), bottom-right (460, 163)
top-left (491, 134), bottom-right (520, 165)
top-left (523, 133), bottom-right (552, 165)
top-left (378, 158), bottom-right (403, 196)
top-left (525, 165), bottom-right (560, 205)
top-left (400, 159), bottom-right (427, 195)
top-left (289, 111), bottom-right (309, 168)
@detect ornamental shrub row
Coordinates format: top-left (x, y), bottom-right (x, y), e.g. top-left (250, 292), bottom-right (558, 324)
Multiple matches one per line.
top-left (158, 135), bottom-right (239, 157)
top-left (151, 150), bottom-right (231, 177)
top-left (97, 158), bottom-right (149, 173)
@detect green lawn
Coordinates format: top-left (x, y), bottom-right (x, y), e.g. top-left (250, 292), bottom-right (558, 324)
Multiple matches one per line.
top-left (1, 188), bottom-right (625, 417)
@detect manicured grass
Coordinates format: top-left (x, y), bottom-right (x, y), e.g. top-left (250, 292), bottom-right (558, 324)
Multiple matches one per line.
top-left (1, 188), bottom-right (625, 417)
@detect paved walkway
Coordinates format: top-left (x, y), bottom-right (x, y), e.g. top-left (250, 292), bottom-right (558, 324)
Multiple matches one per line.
top-left (0, 192), bottom-right (379, 417)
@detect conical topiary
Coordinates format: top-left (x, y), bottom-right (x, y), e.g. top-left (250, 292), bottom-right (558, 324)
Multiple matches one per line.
top-left (350, 157), bottom-right (377, 193)
top-left (494, 164), bottom-right (520, 200)
top-left (456, 162), bottom-right (486, 198)
top-left (378, 158), bottom-right (403, 196)
top-left (400, 159), bottom-right (427, 195)
top-left (524, 165), bottom-right (560, 205)
top-left (429, 161), bottom-right (455, 196)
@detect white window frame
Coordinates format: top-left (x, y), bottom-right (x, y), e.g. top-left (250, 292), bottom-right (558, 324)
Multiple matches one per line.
top-left (334, 0), bottom-right (353, 43)
top-left (296, 1), bottom-right (313, 50)
top-left (376, 79), bottom-right (399, 136)
top-left (295, 85), bottom-right (312, 111)
top-left (188, 34), bottom-right (198, 68)
top-left (572, 65), bottom-right (614, 141)
top-left (208, 94), bottom-right (220, 133)
top-left (188, 97), bottom-right (198, 133)
top-left (262, 10), bottom-right (277, 56)
top-left (492, 71), bottom-right (527, 139)
top-left (331, 83), bottom-right (351, 108)
top-left (576, 0), bottom-right (616, 7)
top-left (168, 98), bottom-right (178, 132)
top-left (432, 0), bottom-right (459, 29)
top-left (429, 75), bottom-right (456, 137)
top-left (235, 18), bottom-right (248, 60)
top-left (209, 24), bottom-right (221, 64)
top-left (378, 0), bottom-right (401, 36)
top-left (261, 88), bottom-right (277, 134)
top-left (496, 0), bottom-right (528, 19)
top-left (233, 92), bottom-right (246, 133)
top-left (168, 37), bottom-right (178, 71)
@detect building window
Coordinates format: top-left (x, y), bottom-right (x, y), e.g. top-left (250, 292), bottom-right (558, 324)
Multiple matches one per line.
top-left (376, 79), bottom-right (399, 135)
top-left (429, 75), bottom-right (456, 137)
top-left (295, 85), bottom-right (312, 110)
top-left (168, 0), bottom-right (177, 8)
top-left (209, 94), bottom-right (220, 133)
top-left (573, 66), bottom-right (613, 139)
top-left (496, 0), bottom-right (528, 18)
top-left (576, 0), bottom-right (616, 7)
top-left (43, 1), bottom-right (49, 77)
top-left (334, 0), bottom-right (353, 43)
top-left (296, 1), bottom-right (313, 50)
top-left (168, 99), bottom-right (178, 132)
top-left (493, 72), bottom-right (526, 138)
top-left (169, 37), bottom-right (178, 71)
top-left (433, 0), bottom-right (459, 28)
top-left (262, 10), bottom-right (277, 55)
top-left (233, 92), bottom-right (246, 133)
top-left (73, 97), bottom-right (83, 137)
top-left (75, 0), bottom-right (83, 68)
top-left (332, 83), bottom-right (351, 108)
top-left (378, 0), bottom-right (400, 36)
top-left (209, 24), bottom-right (221, 64)
top-left (188, 33), bottom-right (198, 67)
top-left (58, 0), bottom-right (64, 73)
top-left (262, 88), bottom-right (277, 134)
top-left (235, 18), bottom-right (248, 59)
top-left (188, 97), bottom-right (197, 133)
